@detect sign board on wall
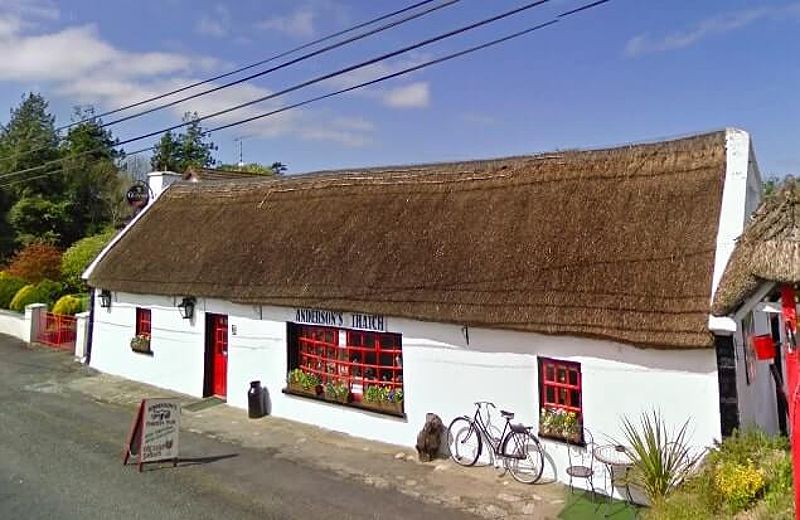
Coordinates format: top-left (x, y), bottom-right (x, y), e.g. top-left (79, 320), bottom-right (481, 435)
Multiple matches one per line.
top-left (294, 308), bottom-right (387, 332)
top-left (123, 398), bottom-right (180, 471)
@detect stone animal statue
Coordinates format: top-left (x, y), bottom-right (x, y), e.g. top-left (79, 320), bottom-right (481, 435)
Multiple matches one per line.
top-left (416, 413), bottom-right (445, 462)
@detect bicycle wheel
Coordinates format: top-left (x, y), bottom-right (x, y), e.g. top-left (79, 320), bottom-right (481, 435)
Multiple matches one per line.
top-left (502, 431), bottom-right (544, 484)
top-left (448, 417), bottom-right (482, 467)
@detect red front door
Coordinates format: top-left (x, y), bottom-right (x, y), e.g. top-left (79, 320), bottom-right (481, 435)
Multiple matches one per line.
top-left (212, 315), bottom-right (228, 397)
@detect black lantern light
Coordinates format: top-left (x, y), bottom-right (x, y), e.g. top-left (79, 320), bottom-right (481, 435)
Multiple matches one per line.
top-left (99, 289), bottom-right (112, 309)
top-left (177, 296), bottom-right (196, 320)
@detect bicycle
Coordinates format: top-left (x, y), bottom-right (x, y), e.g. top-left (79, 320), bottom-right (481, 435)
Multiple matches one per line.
top-left (448, 401), bottom-right (544, 484)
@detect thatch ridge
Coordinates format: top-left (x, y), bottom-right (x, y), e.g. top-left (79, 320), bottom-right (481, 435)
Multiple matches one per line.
top-left (712, 177), bottom-right (799, 315)
top-left (90, 131), bottom-right (729, 349)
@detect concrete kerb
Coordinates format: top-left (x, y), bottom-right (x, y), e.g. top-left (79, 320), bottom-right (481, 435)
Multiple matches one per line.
top-left (66, 368), bottom-right (568, 519)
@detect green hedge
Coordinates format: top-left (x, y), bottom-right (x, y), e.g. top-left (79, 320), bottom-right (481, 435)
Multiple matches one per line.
top-left (52, 294), bottom-right (86, 316)
top-left (61, 230), bottom-right (115, 291)
top-left (0, 272), bottom-right (26, 309)
top-left (9, 280), bottom-right (65, 312)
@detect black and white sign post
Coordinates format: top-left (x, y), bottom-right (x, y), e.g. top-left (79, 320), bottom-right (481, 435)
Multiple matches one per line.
top-left (123, 398), bottom-right (180, 472)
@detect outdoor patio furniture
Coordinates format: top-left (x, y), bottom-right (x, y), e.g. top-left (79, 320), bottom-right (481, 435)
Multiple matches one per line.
top-left (565, 428), bottom-right (599, 506)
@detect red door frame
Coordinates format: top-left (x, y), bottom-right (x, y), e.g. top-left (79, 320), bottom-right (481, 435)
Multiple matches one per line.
top-left (205, 313), bottom-right (228, 398)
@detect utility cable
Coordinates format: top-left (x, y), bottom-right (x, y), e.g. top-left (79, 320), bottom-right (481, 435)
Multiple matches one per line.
top-left (0, 0), bottom-right (456, 167)
top-left (0, 0), bottom-right (553, 182)
top-left (0, 0), bottom-right (612, 189)
top-left (57, 0), bottom-right (444, 131)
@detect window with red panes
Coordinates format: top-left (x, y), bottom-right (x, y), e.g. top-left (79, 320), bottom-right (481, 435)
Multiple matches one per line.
top-left (135, 308), bottom-right (151, 338)
top-left (538, 358), bottom-right (583, 443)
top-left (289, 324), bottom-right (403, 409)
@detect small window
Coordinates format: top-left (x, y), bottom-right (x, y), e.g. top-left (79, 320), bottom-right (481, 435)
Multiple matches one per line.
top-left (136, 308), bottom-right (151, 338)
top-left (538, 357), bottom-right (583, 444)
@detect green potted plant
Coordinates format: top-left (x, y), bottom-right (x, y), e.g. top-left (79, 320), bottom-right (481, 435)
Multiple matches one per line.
top-left (130, 334), bottom-right (151, 354)
top-left (324, 380), bottom-right (350, 403)
top-left (363, 385), bottom-right (403, 413)
top-left (286, 368), bottom-right (319, 396)
top-left (539, 408), bottom-right (581, 443)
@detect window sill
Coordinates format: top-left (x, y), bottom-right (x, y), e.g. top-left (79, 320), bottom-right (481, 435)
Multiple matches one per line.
top-left (539, 432), bottom-right (585, 447)
top-left (282, 387), bottom-right (406, 419)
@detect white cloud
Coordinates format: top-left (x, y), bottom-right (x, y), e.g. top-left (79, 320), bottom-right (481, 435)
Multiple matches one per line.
top-left (195, 4), bottom-right (230, 38)
top-left (383, 82), bottom-right (429, 108)
top-left (626, 3), bottom-right (800, 57)
top-left (0, 4), bottom-right (374, 147)
top-left (256, 9), bottom-right (315, 38)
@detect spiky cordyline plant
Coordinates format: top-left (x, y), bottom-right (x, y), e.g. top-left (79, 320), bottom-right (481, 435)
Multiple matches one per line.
top-left (620, 410), bottom-right (692, 503)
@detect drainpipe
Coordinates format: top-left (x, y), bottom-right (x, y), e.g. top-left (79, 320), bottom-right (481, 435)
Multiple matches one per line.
top-left (85, 287), bottom-right (95, 365)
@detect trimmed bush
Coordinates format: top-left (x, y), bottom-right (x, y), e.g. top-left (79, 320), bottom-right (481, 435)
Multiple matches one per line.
top-left (6, 241), bottom-right (62, 283)
top-left (9, 279), bottom-right (64, 312)
top-left (52, 294), bottom-right (86, 316)
top-left (0, 272), bottom-right (26, 309)
top-left (61, 230), bottom-right (115, 291)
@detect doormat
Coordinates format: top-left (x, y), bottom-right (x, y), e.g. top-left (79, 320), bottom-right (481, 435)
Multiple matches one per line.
top-left (183, 397), bottom-right (225, 413)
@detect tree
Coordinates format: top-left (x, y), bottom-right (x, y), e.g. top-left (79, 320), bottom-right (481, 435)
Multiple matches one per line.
top-left (0, 93), bottom-right (60, 260)
top-left (59, 108), bottom-right (125, 244)
top-left (179, 113), bottom-right (217, 170)
top-left (218, 162), bottom-right (277, 176)
top-left (763, 175), bottom-right (792, 198)
top-left (0, 93), bottom-right (60, 197)
top-left (150, 130), bottom-right (181, 171)
top-left (8, 196), bottom-right (70, 245)
top-left (270, 161), bottom-right (287, 175)
top-left (150, 113), bottom-right (217, 173)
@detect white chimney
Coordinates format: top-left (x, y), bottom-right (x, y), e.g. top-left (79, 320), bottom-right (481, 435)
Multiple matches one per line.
top-left (147, 171), bottom-right (182, 200)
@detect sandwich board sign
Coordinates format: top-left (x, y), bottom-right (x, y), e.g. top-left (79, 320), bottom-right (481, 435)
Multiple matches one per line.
top-left (123, 398), bottom-right (180, 471)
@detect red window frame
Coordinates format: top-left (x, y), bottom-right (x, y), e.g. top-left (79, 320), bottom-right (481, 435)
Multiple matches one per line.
top-left (290, 324), bottom-right (403, 410)
top-left (538, 357), bottom-right (583, 443)
top-left (136, 308), bottom-right (151, 338)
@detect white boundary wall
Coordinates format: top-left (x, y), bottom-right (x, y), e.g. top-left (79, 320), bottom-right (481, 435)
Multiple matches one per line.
top-left (91, 290), bottom-right (722, 495)
top-left (0, 309), bottom-right (26, 340)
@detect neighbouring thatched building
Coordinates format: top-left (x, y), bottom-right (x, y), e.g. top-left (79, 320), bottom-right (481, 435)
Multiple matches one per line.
top-left (711, 177), bottom-right (799, 435)
top-left (84, 129), bottom-right (774, 492)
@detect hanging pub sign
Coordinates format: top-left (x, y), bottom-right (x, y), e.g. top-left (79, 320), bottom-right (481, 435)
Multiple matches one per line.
top-left (122, 397), bottom-right (180, 472)
top-left (294, 307), bottom-right (387, 332)
top-left (125, 181), bottom-right (151, 210)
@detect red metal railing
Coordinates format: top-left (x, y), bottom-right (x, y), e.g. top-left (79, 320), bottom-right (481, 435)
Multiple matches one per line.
top-left (36, 311), bottom-right (77, 352)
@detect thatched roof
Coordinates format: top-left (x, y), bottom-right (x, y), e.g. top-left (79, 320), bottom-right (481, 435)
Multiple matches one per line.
top-left (89, 132), bottom-right (730, 349)
top-left (712, 177), bottom-right (799, 316)
top-left (184, 167), bottom-right (270, 181)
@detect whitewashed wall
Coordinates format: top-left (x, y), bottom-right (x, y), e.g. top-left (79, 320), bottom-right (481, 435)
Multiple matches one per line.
top-left (91, 291), bottom-right (721, 494)
top-left (0, 309), bottom-right (26, 340)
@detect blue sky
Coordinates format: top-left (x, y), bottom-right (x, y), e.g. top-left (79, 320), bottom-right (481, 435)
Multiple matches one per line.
top-left (0, 0), bottom-right (797, 177)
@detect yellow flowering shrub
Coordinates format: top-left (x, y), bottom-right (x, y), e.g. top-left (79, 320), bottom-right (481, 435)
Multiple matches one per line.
top-left (714, 461), bottom-right (765, 512)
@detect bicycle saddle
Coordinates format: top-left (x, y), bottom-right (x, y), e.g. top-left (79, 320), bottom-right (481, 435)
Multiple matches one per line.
top-left (500, 410), bottom-right (514, 419)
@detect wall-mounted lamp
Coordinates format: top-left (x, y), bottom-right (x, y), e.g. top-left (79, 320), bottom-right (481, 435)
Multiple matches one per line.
top-left (99, 289), bottom-right (112, 309)
top-left (177, 296), bottom-right (196, 320)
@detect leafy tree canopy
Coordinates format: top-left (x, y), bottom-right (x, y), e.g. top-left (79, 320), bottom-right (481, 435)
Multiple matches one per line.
top-left (150, 112), bottom-right (217, 173)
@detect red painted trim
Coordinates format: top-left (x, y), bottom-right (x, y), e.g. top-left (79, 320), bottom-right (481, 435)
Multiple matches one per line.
top-left (780, 286), bottom-right (799, 520)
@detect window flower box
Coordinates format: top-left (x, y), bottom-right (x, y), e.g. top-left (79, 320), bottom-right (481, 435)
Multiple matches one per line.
top-left (286, 368), bottom-right (320, 397)
top-left (539, 407), bottom-right (582, 443)
top-left (130, 334), bottom-right (151, 354)
top-left (362, 385), bottom-right (404, 414)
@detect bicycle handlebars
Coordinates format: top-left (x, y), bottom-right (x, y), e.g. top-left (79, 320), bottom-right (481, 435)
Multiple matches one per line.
top-left (474, 400), bottom-right (496, 408)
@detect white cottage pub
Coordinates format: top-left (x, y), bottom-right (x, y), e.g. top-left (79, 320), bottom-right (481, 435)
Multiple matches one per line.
top-left (83, 129), bottom-right (777, 488)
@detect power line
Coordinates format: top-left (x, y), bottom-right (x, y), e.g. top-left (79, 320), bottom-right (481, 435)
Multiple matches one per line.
top-left (0, 0), bottom-right (457, 168)
top-left (0, 0), bottom-right (612, 189)
top-left (101, 0), bottom-right (461, 128)
top-left (57, 0), bottom-right (443, 132)
top-left (0, 0), bottom-right (553, 182)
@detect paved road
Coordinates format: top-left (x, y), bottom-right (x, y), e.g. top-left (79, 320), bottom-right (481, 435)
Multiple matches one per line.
top-left (0, 335), bottom-right (475, 520)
